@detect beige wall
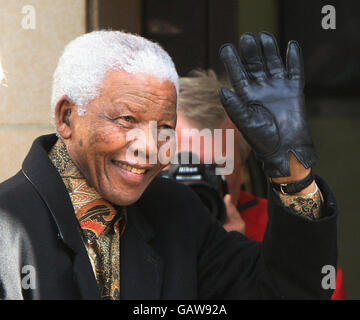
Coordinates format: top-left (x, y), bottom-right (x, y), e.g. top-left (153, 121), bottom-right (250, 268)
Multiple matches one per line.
top-left (0, 0), bottom-right (86, 182)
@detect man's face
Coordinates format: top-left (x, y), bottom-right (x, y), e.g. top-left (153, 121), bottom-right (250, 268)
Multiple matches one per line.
top-left (64, 70), bottom-right (177, 206)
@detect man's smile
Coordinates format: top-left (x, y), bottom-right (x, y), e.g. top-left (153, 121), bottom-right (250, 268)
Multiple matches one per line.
top-left (110, 159), bottom-right (160, 185)
top-left (111, 160), bottom-right (148, 174)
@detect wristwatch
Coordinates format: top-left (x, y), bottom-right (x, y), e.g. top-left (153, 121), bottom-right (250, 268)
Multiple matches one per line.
top-left (270, 171), bottom-right (314, 195)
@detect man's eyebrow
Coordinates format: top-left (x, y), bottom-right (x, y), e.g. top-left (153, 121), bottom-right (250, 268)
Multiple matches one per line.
top-left (121, 91), bottom-right (176, 106)
top-left (110, 98), bottom-right (176, 116)
top-left (109, 100), bottom-right (140, 114)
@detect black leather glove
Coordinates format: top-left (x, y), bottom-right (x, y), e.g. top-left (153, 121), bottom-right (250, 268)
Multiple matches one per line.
top-left (219, 32), bottom-right (317, 178)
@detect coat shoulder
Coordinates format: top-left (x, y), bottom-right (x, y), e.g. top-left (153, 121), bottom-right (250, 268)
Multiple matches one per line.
top-left (143, 176), bottom-right (196, 198)
top-left (141, 176), bottom-right (204, 209)
top-left (138, 176), bottom-right (211, 225)
top-left (0, 170), bottom-right (42, 215)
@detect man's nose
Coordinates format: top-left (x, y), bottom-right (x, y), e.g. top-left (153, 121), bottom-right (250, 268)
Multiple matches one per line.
top-left (127, 122), bottom-right (158, 163)
top-left (143, 122), bottom-right (158, 161)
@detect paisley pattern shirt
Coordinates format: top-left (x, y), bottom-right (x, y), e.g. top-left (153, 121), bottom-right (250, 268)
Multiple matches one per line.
top-left (49, 138), bottom-right (126, 300)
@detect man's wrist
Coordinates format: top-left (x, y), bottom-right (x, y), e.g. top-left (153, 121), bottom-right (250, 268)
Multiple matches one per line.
top-left (270, 152), bottom-right (323, 219)
top-left (276, 182), bottom-right (323, 220)
top-left (270, 153), bottom-right (315, 195)
top-left (293, 180), bottom-right (316, 196)
top-left (270, 170), bottom-right (315, 195)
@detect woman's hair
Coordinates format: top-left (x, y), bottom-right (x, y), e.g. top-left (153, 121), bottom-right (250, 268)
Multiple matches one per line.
top-left (179, 69), bottom-right (227, 130)
top-left (178, 69), bottom-right (250, 163)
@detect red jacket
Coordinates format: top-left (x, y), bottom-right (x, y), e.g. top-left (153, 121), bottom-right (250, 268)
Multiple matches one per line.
top-left (237, 190), bottom-right (346, 300)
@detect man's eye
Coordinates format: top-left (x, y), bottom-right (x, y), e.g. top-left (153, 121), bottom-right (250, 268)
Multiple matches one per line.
top-left (159, 124), bottom-right (174, 130)
top-left (121, 116), bottom-right (134, 122)
top-left (158, 125), bottom-right (175, 141)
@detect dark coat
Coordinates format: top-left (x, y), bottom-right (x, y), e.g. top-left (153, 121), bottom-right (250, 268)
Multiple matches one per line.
top-left (0, 134), bottom-right (338, 299)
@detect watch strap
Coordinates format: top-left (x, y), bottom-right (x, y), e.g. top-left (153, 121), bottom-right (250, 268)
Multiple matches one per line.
top-left (270, 171), bottom-right (314, 195)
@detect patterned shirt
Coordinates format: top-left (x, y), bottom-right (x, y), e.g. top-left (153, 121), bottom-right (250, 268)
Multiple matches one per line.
top-left (49, 138), bottom-right (126, 300)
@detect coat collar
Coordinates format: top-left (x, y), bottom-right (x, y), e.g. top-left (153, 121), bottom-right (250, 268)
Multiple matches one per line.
top-left (21, 134), bottom-right (163, 299)
top-left (22, 134), bottom-right (85, 253)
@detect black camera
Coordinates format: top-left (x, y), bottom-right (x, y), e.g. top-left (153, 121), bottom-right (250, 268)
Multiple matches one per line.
top-left (159, 151), bottom-right (228, 223)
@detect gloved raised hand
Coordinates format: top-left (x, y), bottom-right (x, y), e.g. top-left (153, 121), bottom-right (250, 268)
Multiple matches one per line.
top-left (219, 32), bottom-right (317, 178)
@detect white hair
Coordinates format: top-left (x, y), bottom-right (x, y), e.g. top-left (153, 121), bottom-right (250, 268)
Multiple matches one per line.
top-left (51, 30), bottom-right (179, 123)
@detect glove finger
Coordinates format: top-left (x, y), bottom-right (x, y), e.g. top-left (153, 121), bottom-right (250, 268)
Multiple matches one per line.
top-left (219, 87), bottom-right (251, 130)
top-left (286, 40), bottom-right (304, 80)
top-left (259, 31), bottom-right (285, 78)
top-left (219, 44), bottom-right (249, 94)
top-left (239, 33), bottom-right (267, 81)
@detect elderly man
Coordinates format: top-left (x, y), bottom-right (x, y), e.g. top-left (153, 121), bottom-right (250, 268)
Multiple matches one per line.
top-left (0, 30), bottom-right (337, 299)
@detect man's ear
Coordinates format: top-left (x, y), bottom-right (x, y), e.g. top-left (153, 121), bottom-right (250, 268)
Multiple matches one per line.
top-left (55, 96), bottom-right (76, 140)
